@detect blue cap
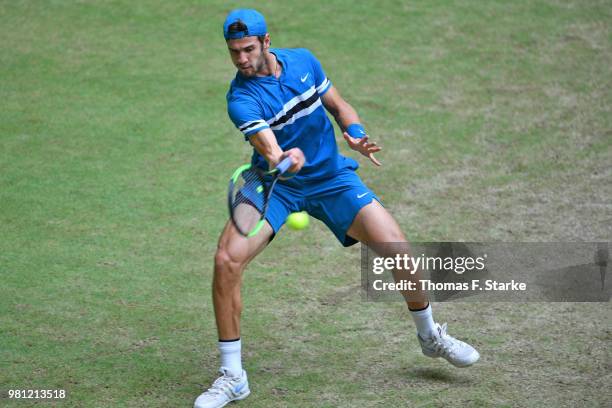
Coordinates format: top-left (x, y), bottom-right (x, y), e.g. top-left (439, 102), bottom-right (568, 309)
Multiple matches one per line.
top-left (223, 9), bottom-right (267, 40)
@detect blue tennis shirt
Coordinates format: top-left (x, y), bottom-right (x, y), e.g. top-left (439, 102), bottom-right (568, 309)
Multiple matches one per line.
top-left (226, 48), bottom-right (359, 181)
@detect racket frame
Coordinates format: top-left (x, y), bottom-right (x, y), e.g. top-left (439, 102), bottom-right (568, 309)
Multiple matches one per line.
top-left (227, 159), bottom-right (289, 237)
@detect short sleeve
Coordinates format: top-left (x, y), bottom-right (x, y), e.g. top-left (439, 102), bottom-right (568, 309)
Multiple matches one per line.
top-left (227, 94), bottom-right (270, 140)
top-left (306, 50), bottom-right (332, 96)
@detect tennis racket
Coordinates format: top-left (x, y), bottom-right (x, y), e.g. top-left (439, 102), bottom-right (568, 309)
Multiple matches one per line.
top-left (228, 157), bottom-right (293, 237)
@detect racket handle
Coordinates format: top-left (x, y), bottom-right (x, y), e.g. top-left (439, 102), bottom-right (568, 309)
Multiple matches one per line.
top-left (276, 156), bottom-right (293, 175)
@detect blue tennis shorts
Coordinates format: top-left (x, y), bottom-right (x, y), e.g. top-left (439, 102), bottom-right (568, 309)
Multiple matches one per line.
top-left (265, 168), bottom-right (380, 246)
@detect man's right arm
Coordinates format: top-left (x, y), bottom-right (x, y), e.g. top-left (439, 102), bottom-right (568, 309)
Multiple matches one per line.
top-left (248, 129), bottom-right (305, 174)
top-left (227, 94), bottom-right (303, 173)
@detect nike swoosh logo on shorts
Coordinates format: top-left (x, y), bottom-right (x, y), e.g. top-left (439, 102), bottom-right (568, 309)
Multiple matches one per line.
top-left (357, 192), bottom-right (368, 198)
top-left (300, 73), bottom-right (309, 82)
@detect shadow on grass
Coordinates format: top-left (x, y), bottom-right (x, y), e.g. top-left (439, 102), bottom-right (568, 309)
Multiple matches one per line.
top-left (400, 366), bottom-right (475, 385)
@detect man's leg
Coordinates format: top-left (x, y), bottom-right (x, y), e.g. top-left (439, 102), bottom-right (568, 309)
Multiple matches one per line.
top-left (347, 200), bottom-right (480, 367)
top-left (346, 199), bottom-right (427, 309)
top-left (194, 220), bottom-right (274, 408)
top-left (213, 219), bottom-right (274, 340)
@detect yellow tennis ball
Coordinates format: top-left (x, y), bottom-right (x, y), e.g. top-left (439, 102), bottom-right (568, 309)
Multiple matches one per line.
top-left (286, 211), bottom-right (309, 230)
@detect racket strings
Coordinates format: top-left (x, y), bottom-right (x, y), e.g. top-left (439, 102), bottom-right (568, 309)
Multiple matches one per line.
top-left (231, 169), bottom-right (266, 234)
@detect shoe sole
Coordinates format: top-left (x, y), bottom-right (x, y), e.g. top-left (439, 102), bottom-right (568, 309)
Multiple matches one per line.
top-left (194, 389), bottom-right (250, 408)
top-left (233, 389), bottom-right (250, 401)
top-left (422, 349), bottom-right (480, 368)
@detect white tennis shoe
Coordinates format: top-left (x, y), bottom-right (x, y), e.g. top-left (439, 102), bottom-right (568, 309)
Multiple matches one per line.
top-left (194, 367), bottom-right (250, 408)
top-left (418, 322), bottom-right (480, 367)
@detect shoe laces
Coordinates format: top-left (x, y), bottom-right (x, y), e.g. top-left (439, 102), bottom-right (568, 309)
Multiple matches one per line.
top-left (431, 323), bottom-right (463, 356)
top-left (206, 368), bottom-right (238, 396)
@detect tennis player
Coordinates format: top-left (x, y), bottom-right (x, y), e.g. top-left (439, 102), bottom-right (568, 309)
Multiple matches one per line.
top-left (194, 9), bottom-right (479, 408)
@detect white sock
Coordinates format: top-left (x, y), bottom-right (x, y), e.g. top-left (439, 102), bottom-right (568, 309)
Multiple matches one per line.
top-left (410, 304), bottom-right (436, 338)
top-left (218, 338), bottom-right (242, 376)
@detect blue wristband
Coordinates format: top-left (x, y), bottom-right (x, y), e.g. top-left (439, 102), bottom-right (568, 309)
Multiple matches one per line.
top-left (347, 123), bottom-right (367, 139)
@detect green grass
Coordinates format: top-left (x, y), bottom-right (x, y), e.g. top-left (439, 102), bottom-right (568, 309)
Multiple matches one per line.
top-left (1, 0), bottom-right (611, 407)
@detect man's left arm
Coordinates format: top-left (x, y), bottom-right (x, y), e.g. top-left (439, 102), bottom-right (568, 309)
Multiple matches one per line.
top-left (321, 86), bottom-right (382, 166)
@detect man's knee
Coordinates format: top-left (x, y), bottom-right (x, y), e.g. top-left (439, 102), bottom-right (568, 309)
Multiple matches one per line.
top-left (214, 247), bottom-right (245, 286)
top-left (387, 228), bottom-right (406, 243)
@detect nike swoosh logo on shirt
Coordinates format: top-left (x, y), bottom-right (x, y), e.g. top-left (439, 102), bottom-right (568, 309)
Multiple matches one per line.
top-left (300, 73), bottom-right (309, 82)
top-left (357, 192), bottom-right (369, 198)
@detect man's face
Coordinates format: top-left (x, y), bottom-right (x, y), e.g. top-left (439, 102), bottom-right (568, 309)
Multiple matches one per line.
top-left (226, 35), bottom-right (269, 77)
